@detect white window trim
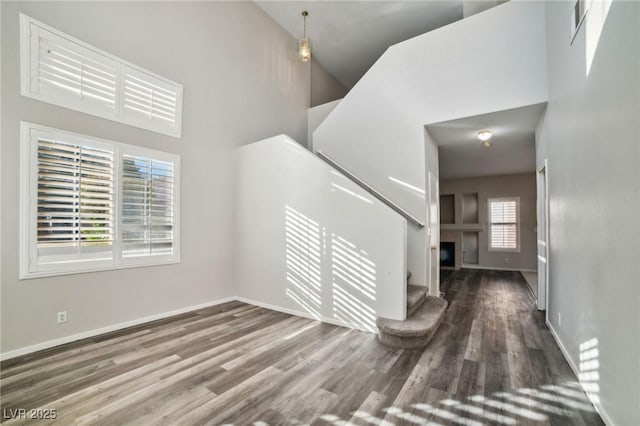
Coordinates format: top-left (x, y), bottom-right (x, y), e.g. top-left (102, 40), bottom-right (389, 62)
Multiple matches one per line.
top-left (20, 121), bottom-right (181, 279)
top-left (488, 196), bottom-right (521, 253)
top-left (19, 13), bottom-right (184, 138)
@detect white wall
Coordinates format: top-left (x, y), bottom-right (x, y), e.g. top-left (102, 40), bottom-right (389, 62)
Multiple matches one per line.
top-left (235, 135), bottom-right (407, 331)
top-left (308, 99), bottom-right (341, 151)
top-left (311, 58), bottom-right (347, 108)
top-left (440, 173), bottom-right (537, 271)
top-left (536, 1), bottom-right (640, 424)
top-left (1, 1), bottom-right (311, 356)
top-left (313, 2), bottom-right (547, 295)
top-left (314, 1), bottom-right (548, 223)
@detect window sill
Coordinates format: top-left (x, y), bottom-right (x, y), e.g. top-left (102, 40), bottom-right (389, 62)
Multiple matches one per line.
top-left (488, 247), bottom-right (521, 253)
top-left (20, 257), bottom-right (181, 280)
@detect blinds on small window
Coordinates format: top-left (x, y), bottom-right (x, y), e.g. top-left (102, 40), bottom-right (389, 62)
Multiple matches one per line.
top-left (34, 27), bottom-right (119, 117)
top-left (489, 199), bottom-right (518, 250)
top-left (121, 155), bottom-right (175, 257)
top-left (123, 67), bottom-right (179, 131)
top-left (21, 14), bottom-right (183, 138)
top-left (37, 139), bottom-right (114, 250)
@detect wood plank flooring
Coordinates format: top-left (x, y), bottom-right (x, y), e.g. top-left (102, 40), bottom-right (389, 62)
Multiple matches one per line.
top-left (1, 269), bottom-right (603, 425)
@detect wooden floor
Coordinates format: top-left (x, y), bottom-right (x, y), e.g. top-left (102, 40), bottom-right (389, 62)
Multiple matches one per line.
top-left (1, 269), bottom-right (603, 425)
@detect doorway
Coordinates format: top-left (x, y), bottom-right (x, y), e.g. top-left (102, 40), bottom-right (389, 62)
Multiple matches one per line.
top-left (428, 172), bottom-right (439, 296)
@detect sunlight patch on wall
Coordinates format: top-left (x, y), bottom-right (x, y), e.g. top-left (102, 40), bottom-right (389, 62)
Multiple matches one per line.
top-left (330, 183), bottom-right (373, 204)
top-left (285, 206), bottom-right (322, 319)
top-left (578, 337), bottom-right (600, 404)
top-left (331, 234), bottom-right (377, 332)
top-left (585, 0), bottom-right (612, 76)
top-left (388, 176), bottom-right (426, 197)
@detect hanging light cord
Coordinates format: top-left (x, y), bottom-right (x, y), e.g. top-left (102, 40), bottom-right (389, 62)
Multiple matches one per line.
top-left (302, 11), bottom-right (308, 38)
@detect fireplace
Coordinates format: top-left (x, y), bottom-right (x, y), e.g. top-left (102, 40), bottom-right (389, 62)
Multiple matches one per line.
top-left (440, 242), bottom-right (455, 268)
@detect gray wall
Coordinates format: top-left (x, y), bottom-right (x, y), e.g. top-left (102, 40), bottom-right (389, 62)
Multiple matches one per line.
top-left (311, 57), bottom-right (347, 108)
top-left (440, 173), bottom-right (537, 271)
top-left (1, 1), bottom-right (311, 354)
top-left (537, 1), bottom-right (639, 424)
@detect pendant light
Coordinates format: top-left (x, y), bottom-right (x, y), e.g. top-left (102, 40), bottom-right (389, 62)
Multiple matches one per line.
top-left (298, 11), bottom-right (311, 62)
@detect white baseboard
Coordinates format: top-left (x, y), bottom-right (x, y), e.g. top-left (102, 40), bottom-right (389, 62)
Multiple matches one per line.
top-left (546, 321), bottom-right (614, 426)
top-left (234, 296), bottom-right (375, 334)
top-left (1, 294), bottom-right (376, 362)
top-left (0, 297), bottom-right (236, 361)
top-left (461, 264), bottom-right (537, 273)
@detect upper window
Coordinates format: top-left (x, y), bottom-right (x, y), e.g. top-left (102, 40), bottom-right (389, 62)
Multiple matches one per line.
top-left (20, 122), bottom-right (181, 279)
top-left (19, 14), bottom-right (183, 138)
top-left (488, 197), bottom-right (520, 252)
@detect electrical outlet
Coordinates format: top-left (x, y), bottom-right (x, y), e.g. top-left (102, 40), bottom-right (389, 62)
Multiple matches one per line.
top-left (505, 257), bottom-right (510, 263)
top-left (557, 312), bottom-right (561, 327)
top-left (57, 311), bottom-right (67, 324)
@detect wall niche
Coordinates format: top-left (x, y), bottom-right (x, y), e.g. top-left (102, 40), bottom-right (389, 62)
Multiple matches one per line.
top-left (440, 194), bottom-right (455, 224)
top-left (462, 192), bottom-right (479, 224)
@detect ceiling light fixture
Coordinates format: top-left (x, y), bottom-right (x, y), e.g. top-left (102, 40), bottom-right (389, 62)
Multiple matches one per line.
top-left (477, 129), bottom-right (492, 141)
top-left (298, 11), bottom-right (311, 62)
top-left (477, 130), bottom-right (492, 147)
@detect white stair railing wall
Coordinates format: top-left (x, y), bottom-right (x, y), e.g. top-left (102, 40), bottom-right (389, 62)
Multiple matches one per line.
top-left (234, 135), bottom-right (407, 331)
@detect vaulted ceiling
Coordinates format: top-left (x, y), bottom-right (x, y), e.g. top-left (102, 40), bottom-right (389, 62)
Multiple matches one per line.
top-left (255, 1), bottom-right (464, 88)
top-left (258, 1), bottom-right (531, 180)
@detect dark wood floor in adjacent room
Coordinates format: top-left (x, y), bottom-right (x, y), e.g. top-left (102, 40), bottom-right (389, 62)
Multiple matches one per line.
top-left (0, 269), bottom-right (603, 425)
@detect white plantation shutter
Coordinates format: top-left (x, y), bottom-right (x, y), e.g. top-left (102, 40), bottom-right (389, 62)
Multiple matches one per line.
top-left (121, 155), bottom-right (175, 257)
top-left (21, 123), bottom-right (181, 279)
top-left (489, 198), bottom-right (519, 250)
top-left (21, 14), bottom-right (183, 138)
top-left (123, 67), bottom-right (182, 135)
top-left (32, 26), bottom-right (119, 118)
top-left (35, 137), bottom-right (114, 265)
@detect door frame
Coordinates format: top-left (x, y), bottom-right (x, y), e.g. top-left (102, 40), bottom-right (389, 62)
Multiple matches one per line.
top-left (536, 159), bottom-right (549, 315)
top-left (427, 171), bottom-right (440, 296)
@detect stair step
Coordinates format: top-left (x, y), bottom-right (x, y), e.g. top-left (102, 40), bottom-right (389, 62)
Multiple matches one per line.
top-left (406, 284), bottom-right (427, 317)
top-left (376, 296), bottom-right (448, 349)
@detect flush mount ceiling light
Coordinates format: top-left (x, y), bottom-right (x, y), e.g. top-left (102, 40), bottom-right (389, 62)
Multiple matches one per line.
top-left (477, 129), bottom-right (492, 141)
top-left (477, 129), bottom-right (492, 147)
top-left (298, 11), bottom-right (311, 62)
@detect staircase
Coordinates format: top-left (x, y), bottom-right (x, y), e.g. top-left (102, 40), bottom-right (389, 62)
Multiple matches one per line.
top-left (376, 273), bottom-right (448, 349)
top-left (238, 2), bottom-right (546, 341)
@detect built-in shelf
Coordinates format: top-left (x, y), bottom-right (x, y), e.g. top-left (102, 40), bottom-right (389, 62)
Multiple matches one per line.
top-left (440, 194), bottom-right (455, 224)
top-left (462, 193), bottom-right (479, 224)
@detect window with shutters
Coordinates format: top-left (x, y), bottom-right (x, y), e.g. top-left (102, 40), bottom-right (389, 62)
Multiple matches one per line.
top-left (488, 197), bottom-right (520, 252)
top-left (20, 13), bottom-right (183, 138)
top-left (20, 122), bottom-right (181, 279)
top-left (121, 154), bottom-right (175, 258)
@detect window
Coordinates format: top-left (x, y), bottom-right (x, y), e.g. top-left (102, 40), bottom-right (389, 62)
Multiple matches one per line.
top-left (20, 14), bottom-right (183, 138)
top-left (488, 197), bottom-right (520, 252)
top-left (121, 154), bottom-right (176, 258)
top-left (20, 122), bottom-right (180, 279)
